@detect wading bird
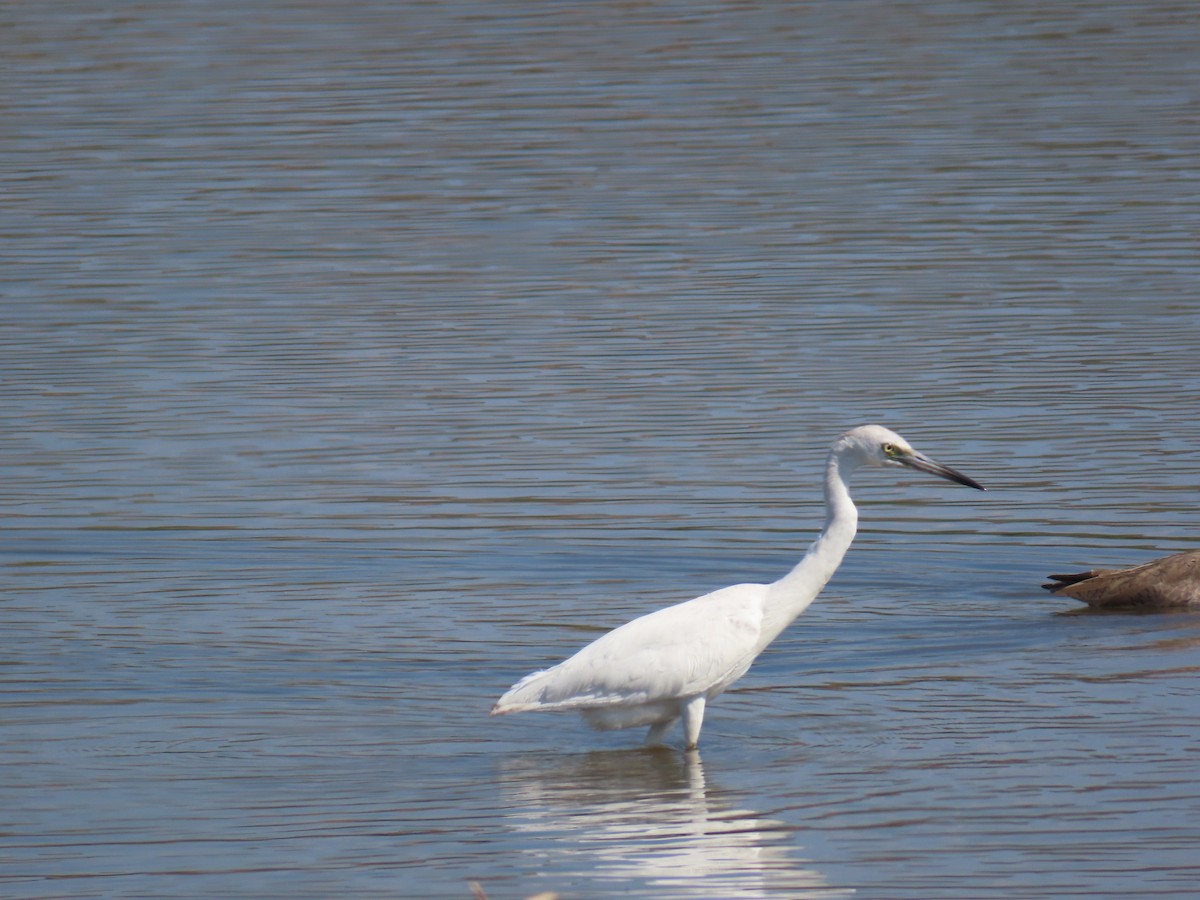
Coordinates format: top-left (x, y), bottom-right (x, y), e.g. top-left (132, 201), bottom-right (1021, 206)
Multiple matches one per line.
top-left (492, 425), bottom-right (985, 750)
top-left (1043, 550), bottom-right (1200, 609)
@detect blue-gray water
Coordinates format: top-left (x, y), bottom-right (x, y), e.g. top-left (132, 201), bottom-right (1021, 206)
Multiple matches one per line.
top-left (4, 1), bottom-right (1200, 898)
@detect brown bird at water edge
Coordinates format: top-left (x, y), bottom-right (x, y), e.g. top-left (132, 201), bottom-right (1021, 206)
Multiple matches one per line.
top-left (1042, 550), bottom-right (1200, 609)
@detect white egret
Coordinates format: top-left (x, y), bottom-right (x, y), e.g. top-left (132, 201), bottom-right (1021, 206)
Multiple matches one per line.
top-left (492, 425), bottom-right (985, 749)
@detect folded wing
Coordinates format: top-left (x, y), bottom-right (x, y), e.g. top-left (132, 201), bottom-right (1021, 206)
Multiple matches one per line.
top-left (492, 582), bottom-right (767, 714)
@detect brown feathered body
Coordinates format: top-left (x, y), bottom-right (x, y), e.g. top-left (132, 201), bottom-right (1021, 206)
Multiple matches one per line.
top-left (1043, 550), bottom-right (1200, 608)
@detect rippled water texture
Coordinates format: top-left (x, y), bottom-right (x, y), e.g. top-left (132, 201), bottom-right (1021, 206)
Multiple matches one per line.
top-left (4, 1), bottom-right (1200, 897)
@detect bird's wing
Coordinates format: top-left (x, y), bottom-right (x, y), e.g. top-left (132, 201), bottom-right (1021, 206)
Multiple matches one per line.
top-left (492, 583), bottom-right (767, 714)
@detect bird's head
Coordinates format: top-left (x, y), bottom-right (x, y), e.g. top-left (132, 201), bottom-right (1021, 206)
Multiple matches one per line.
top-left (834, 424), bottom-right (985, 490)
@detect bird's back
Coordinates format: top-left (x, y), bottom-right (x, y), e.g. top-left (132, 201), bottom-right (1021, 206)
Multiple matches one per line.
top-left (1043, 550), bottom-right (1200, 608)
top-left (492, 581), bottom-right (769, 715)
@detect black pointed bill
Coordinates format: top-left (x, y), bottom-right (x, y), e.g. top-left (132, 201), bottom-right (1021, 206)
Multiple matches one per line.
top-left (899, 452), bottom-right (986, 491)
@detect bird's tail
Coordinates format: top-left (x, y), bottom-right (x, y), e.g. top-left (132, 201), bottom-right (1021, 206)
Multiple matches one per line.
top-left (490, 668), bottom-right (556, 716)
top-left (1042, 569), bottom-right (1103, 592)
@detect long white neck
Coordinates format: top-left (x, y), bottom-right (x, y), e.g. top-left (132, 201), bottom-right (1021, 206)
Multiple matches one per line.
top-left (759, 449), bottom-right (859, 648)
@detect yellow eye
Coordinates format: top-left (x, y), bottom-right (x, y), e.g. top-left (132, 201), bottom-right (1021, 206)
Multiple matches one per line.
top-left (882, 443), bottom-right (897, 457)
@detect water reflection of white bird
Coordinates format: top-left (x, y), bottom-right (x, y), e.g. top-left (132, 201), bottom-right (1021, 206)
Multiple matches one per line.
top-left (493, 425), bottom-right (985, 749)
top-left (498, 751), bottom-right (853, 898)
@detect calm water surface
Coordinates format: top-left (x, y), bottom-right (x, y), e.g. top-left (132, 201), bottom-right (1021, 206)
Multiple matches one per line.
top-left (4, 1), bottom-right (1200, 898)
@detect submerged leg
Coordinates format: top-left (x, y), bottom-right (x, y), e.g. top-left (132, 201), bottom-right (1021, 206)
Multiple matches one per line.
top-left (644, 717), bottom-right (678, 747)
top-left (682, 695), bottom-right (706, 750)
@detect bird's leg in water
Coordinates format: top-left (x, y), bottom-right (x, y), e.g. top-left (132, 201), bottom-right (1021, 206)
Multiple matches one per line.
top-left (644, 718), bottom-right (678, 747)
top-left (682, 696), bottom-right (706, 750)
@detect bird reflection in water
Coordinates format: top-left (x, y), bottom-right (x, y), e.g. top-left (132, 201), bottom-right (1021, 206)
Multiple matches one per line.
top-left (496, 750), bottom-right (852, 898)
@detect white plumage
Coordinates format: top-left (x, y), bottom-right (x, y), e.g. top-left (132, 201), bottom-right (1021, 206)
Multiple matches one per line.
top-left (492, 425), bottom-right (984, 749)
